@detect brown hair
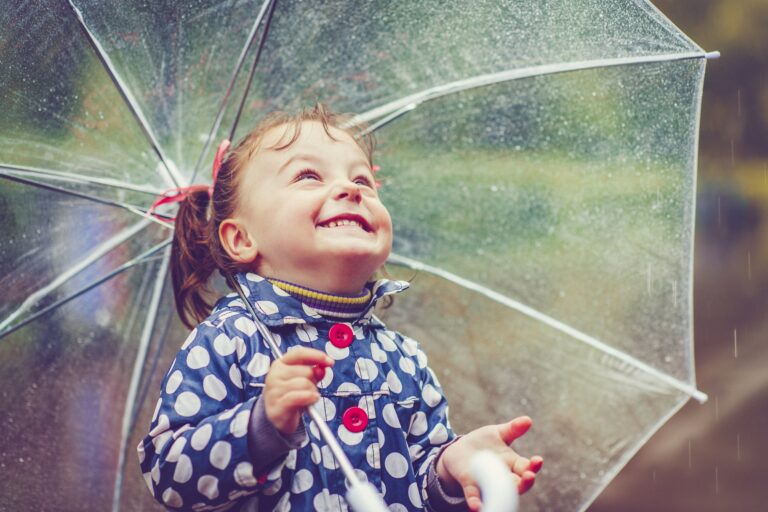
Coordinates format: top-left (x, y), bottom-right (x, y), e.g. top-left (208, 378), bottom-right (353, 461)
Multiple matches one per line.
top-left (170, 103), bottom-right (376, 328)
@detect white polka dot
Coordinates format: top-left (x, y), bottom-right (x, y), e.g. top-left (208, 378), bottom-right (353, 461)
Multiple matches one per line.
top-left (198, 475), bottom-right (219, 500)
top-left (354, 358), bottom-right (378, 381)
top-left (359, 396), bottom-right (375, 419)
top-left (408, 443), bottom-right (424, 461)
top-left (285, 450), bottom-right (297, 470)
top-left (378, 427), bottom-right (385, 446)
top-left (234, 317), bottom-right (256, 336)
top-left (213, 333), bottom-right (236, 356)
top-left (416, 350), bottom-right (428, 369)
top-left (245, 273), bottom-right (263, 282)
top-left (247, 353), bottom-right (271, 377)
top-left (152, 398), bottom-right (162, 422)
top-left (376, 331), bottom-right (397, 351)
top-left (302, 303), bottom-right (321, 318)
top-left (187, 346), bottom-right (210, 370)
top-left (162, 487), bottom-right (183, 507)
top-left (149, 414), bottom-right (170, 437)
top-left (203, 375), bottom-right (228, 401)
top-left (389, 504), bottom-right (408, 512)
top-left (325, 341), bottom-right (349, 360)
top-left (234, 462), bottom-right (257, 487)
top-left (173, 454), bottom-right (193, 483)
top-left (408, 411), bottom-right (428, 436)
top-left (386, 371), bottom-right (402, 393)
top-left (428, 423), bottom-right (449, 445)
top-left (422, 384), bottom-right (442, 408)
top-left (142, 471), bottom-right (152, 492)
top-left (230, 410), bottom-right (250, 438)
top-left (295, 324), bottom-right (318, 343)
top-left (229, 364), bottom-right (243, 389)
top-left (219, 406), bottom-right (237, 421)
top-left (175, 392), bottom-right (202, 417)
top-left (336, 382), bottom-right (361, 395)
top-left (256, 300), bottom-right (279, 315)
top-left (166, 370), bottom-right (183, 394)
top-left (264, 478), bottom-right (283, 496)
top-left (338, 424), bottom-right (364, 446)
top-left (181, 328), bottom-right (197, 350)
top-left (151, 460), bottom-right (160, 484)
top-left (370, 343), bottom-right (388, 363)
top-left (382, 403), bottom-right (401, 428)
top-left (166, 437), bottom-right (187, 463)
top-left (402, 337), bottom-right (419, 356)
top-left (428, 368), bottom-right (442, 388)
top-left (384, 452), bottom-right (409, 478)
top-left (365, 443), bottom-right (380, 468)
top-left (321, 445), bottom-right (337, 470)
top-left (398, 357), bottom-right (416, 376)
top-left (137, 442), bottom-right (146, 464)
top-left (317, 367), bottom-right (334, 389)
top-left (310, 443), bottom-right (321, 464)
top-left (272, 284), bottom-right (290, 296)
top-left (291, 469), bottom-right (314, 493)
top-left (190, 424), bottom-right (213, 450)
top-left (311, 397), bottom-right (336, 421)
top-left (174, 424), bottom-right (193, 438)
top-left (210, 441), bottom-right (232, 470)
top-left (235, 337), bottom-right (247, 360)
top-left (309, 420), bottom-right (320, 440)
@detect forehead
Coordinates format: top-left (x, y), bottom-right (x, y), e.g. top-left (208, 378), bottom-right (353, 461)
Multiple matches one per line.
top-left (259, 121), bottom-right (365, 164)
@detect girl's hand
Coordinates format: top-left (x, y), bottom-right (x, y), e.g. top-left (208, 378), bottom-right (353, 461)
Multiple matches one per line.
top-left (263, 347), bottom-right (334, 434)
top-left (436, 416), bottom-right (543, 512)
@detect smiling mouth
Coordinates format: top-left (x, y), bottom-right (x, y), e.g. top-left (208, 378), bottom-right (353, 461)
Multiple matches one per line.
top-left (317, 215), bottom-right (372, 232)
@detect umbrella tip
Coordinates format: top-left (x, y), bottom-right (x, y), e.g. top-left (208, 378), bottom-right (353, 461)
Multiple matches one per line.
top-left (705, 51), bottom-right (721, 60)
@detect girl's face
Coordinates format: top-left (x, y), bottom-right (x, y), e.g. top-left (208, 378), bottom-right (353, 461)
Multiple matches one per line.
top-left (226, 121), bottom-right (392, 294)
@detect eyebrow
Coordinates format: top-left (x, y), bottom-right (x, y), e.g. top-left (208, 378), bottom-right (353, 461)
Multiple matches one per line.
top-left (277, 153), bottom-right (371, 175)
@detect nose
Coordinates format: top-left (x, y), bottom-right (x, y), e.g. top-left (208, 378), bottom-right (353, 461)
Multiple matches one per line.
top-left (334, 179), bottom-right (362, 203)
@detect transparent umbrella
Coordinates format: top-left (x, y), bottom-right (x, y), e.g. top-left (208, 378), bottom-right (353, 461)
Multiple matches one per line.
top-left (0, 1), bottom-right (714, 511)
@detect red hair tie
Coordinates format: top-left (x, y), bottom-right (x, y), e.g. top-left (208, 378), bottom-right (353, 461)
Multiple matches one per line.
top-left (148, 139), bottom-right (231, 222)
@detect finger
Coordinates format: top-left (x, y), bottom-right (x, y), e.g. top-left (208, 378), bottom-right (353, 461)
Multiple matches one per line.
top-left (501, 451), bottom-right (532, 477)
top-left (518, 470), bottom-right (536, 495)
top-left (280, 389), bottom-right (321, 409)
top-left (280, 347), bottom-right (334, 367)
top-left (529, 456), bottom-right (544, 473)
top-left (312, 364), bottom-right (327, 382)
top-left (462, 484), bottom-right (482, 512)
top-left (497, 416), bottom-right (532, 445)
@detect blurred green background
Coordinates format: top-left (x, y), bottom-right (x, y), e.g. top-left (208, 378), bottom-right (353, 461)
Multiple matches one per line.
top-left (591, 1), bottom-right (768, 510)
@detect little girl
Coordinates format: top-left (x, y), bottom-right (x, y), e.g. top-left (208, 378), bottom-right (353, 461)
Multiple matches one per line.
top-left (138, 105), bottom-right (542, 512)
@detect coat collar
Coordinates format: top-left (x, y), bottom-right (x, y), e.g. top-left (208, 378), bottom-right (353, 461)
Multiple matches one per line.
top-left (230, 271), bottom-right (409, 327)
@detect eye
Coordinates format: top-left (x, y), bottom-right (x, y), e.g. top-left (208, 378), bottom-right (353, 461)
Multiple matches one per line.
top-left (295, 169), bottom-right (320, 181)
top-left (354, 175), bottom-right (374, 188)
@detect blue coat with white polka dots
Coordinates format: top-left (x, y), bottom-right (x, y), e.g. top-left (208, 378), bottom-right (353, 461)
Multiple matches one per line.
top-left (138, 272), bottom-right (456, 511)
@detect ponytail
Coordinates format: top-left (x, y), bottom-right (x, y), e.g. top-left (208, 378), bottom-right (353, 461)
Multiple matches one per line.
top-left (170, 188), bottom-right (217, 329)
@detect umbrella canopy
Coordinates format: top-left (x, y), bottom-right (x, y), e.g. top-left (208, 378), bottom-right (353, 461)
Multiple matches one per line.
top-left (0, 1), bottom-right (711, 511)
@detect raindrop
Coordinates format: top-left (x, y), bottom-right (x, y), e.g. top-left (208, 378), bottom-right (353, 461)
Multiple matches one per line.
top-left (688, 439), bottom-right (692, 469)
top-left (715, 466), bottom-right (720, 495)
top-left (714, 395), bottom-right (719, 421)
top-left (718, 197), bottom-right (722, 226)
top-left (733, 329), bottom-right (738, 359)
top-left (737, 89), bottom-right (741, 118)
top-left (490, 185), bottom-right (498, 192)
top-left (736, 433), bottom-right (741, 461)
top-left (747, 251), bottom-right (752, 280)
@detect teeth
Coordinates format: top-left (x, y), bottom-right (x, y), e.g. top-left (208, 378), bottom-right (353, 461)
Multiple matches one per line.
top-left (322, 219), bottom-right (365, 229)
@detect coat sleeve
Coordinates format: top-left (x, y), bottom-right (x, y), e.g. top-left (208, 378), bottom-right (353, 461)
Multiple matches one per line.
top-left (395, 334), bottom-right (465, 511)
top-left (137, 311), bottom-right (293, 511)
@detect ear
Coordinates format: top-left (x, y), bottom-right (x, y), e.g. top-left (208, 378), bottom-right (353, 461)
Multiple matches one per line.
top-left (219, 218), bottom-right (259, 264)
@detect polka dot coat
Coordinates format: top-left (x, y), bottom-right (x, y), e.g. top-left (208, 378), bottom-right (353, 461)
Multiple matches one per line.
top-left (138, 272), bottom-right (456, 511)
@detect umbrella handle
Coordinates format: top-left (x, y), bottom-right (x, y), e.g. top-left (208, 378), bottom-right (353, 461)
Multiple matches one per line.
top-left (471, 450), bottom-right (520, 512)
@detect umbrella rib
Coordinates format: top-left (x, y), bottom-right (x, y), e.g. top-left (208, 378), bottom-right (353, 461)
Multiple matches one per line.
top-left (112, 245), bottom-right (171, 512)
top-left (0, 239), bottom-right (171, 341)
top-left (388, 252), bottom-right (708, 403)
top-left (0, 219), bottom-right (154, 333)
top-left (66, 0), bottom-right (183, 189)
top-left (228, 0), bottom-right (278, 142)
top-left (351, 51), bottom-right (713, 128)
top-left (189, 0), bottom-right (274, 185)
top-left (0, 163), bottom-right (163, 196)
top-left (0, 170), bottom-right (174, 226)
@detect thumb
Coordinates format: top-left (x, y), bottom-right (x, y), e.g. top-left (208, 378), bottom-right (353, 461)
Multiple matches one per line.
top-left (462, 483), bottom-right (482, 512)
top-left (498, 416), bottom-right (532, 445)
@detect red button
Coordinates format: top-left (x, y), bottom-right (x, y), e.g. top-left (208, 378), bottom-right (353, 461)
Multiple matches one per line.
top-left (329, 323), bottom-right (354, 348)
top-left (342, 406), bottom-right (368, 433)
